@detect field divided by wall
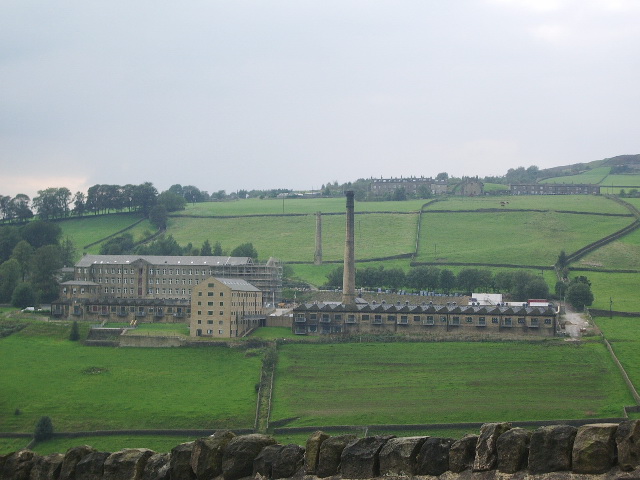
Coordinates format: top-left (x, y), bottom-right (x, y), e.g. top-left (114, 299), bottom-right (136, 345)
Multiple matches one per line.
top-left (270, 341), bottom-right (632, 427)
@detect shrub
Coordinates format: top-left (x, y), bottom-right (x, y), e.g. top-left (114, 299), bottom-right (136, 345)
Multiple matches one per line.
top-left (34, 416), bottom-right (54, 441)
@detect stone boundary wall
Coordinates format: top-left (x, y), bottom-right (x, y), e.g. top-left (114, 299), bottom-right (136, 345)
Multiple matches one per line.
top-left (3, 421), bottom-right (640, 480)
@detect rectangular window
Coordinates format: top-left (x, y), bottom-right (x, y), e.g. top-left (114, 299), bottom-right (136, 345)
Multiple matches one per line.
top-left (544, 318), bottom-right (552, 324)
top-left (387, 315), bottom-right (396, 323)
top-left (413, 315), bottom-right (421, 322)
top-left (334, 314), bottom-right (342, 321)
top-left (492, 317), bottom-right (499, 324)
top-left (309, 313), bottom-right (317, 320)
top-left (465, 316), bottom-right (473, 323)
top-left (504, 318), bottom-right (512, 326)
top-left (518, 317), bottom-right (525, 324)
top-left (424, 316), bottom-right (435, 325)
top-left (208, 311), bottom-right (213, 315)
top-left (362, 314), bottom-right (369, 321)
top-left (346, 315), bottom-right (356, 323)
top-left (373, 315), bottom-right (382, 324)
top-left (399, 316), bottom-right (408, 324)
top-left (478, 317), bottom-right (486, 326)
top-left (207, 320), bottom-right (213, 324)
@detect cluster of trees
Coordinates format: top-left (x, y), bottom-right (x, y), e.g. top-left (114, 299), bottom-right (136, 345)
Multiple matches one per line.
top-left (0, 194), bottom-right (34, 223)
top-left (325, 265), bottom-right (551, 300)
top-left (99, 233), bottom-right (259, 260)
top-left (0, 221), bottom-right (74, 307)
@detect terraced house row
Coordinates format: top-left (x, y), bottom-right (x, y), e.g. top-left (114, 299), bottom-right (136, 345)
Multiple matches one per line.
top-left (292, 301), bottom-right (558, 336)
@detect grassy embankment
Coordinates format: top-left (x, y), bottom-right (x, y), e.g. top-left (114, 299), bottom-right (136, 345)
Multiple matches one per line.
top-left (270, 342), bottom-right (632, 428)
top-left (0, 321), bottom-right (261, 434)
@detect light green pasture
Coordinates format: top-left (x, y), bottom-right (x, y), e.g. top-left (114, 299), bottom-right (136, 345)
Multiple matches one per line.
top-left (59, 214), bottom-right (146, 250)
top-left (585, 272), bottom-right (640, 313)
top-left (166, 213), bottom-right (417, 263)
top-left (576, 227), bottom-right (640, 270)
top-left (181, 198), bottom-right (427, 216)
top-left (417, 212), bottom-right (632, 265)
top-left (592, 316), bottom-right (640, 401)
top-left (422, 195), bottom-right (625, 214)
top-left (0, 322), bottom-right (260, 432)
top-left (540, 167), bottom-right (611, 185)
top-left (271, 342), bottom-right (631, 426)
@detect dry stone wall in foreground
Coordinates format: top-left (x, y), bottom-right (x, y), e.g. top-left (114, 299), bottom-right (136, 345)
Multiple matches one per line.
top-left (2, 421), bottom-right (640, 480)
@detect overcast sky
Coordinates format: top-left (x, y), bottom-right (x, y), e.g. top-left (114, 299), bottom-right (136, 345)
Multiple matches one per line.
top-left (1, 0), bottom-right (639, 199)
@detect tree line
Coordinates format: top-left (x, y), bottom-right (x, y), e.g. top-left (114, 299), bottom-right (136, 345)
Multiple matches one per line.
top-left (324, 264), bottom-right (594, 310)
top-left (0, 221), bottom-right (75, 307)
top-left (100, 233), bottom-right (259, 260)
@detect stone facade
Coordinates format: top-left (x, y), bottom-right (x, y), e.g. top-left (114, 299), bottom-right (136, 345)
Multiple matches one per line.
top-left (3, 421), bottom-right (640, 479)
top-left (190, 277), bottom-right (265, 338)
top-left (511, 184), bottom-right (601, 195)
top-left (292, 301), bottom-right (557, 337)
top-left (52, 255), bottom-right (281, 322)
top-left (370, 177), bottom-right (448, 197)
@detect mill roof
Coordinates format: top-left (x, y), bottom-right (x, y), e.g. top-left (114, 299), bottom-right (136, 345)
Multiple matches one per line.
top-left (76, 255), bottom-right (253, 267)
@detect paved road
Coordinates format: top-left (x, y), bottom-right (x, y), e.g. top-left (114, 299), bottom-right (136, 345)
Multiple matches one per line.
top-left (562, 310), bottom-right (590, 339)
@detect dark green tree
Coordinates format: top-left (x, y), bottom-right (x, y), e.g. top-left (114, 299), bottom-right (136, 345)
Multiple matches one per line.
top-left (556, 250), bottom-right (568, 269)
top-left (325, 267), bottom-right (343, 288)
top-left (30, 245), bottom-right (63, 303)
top-left (524, 276), bottom-right (550, 300)
top-left (200, 240), bottom-right (213, 256)
top-left (12, 282), bottom-right (36, 308)
top-left (148, 205), bottom-right (168, 230)
top-left (0, 259), bottom-right (21, 303)
top-left (566, 282), bottom-right (594, 311)
top-left (440, 269), bottom-right (456, 293)
top-left (213, 241), bottom-right (223, 256)
top-left (100, 234), bottom-right (134, 255)
top-left (11, 240), bottom-right (34, 281)
top-left (21, 221), bottom-right (62, 248)
top-left (157, 191), bottom-right (186, 212)
top-left (34, 416), bottom-right (54, 441)
top-left (231, 242), bottom-right (258, 260)
top-left (69, 321), bottom-right (80, 341)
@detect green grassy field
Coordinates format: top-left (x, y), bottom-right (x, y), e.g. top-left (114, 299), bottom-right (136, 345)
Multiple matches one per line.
top-left (167, 213), bottom-right (418, 263)
top-left (180, 198), bottom-right (428, 216)
top-left (416, 211), bottom-right (633, 265)
top-left (592, 316), bottom-right (640, 400)
top-left (584, 272), bottom-right (640, 312)
top-left (271, 342), bottom-right (632, 427)
top-left (248, 327), bottom-right (297, 340)
top-left (423, 194), bottom-right (626, 214)
top-left (541, 167), bottom-right (611, 185)
top-left (0, 322), bottom-right (260, 433)
top-left (576, 227), bottom-right (640, 270)
top-left (59, 214), bottom-right (147, 251)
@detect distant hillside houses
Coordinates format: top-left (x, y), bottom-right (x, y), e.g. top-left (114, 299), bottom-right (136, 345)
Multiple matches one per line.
top-left (370, 177), bottom-right (448, 197)
top-left (511, 184), bottom-right (600, 195)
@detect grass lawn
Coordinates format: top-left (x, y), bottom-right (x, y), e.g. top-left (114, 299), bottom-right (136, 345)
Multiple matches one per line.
top-left (271, 342), bottom-right (631, 427)
top-left (417, 211), bottom-right (632, 265)
top-left (423, 194), bottom-right (626, 214)
top-left (181, 198), bottom-right (428, 216)
top-left (167, 213), bottom-right (417, 263)
top-left (592, 316), bottom-right (640, 402)
top-left (540, 167), bottom-right (611, 185)
top-left (249, 327), bottom-right (296, 340)
top-left (58, 214), bottom-right (145, 251)
top-left (576, 227), bottom-right (640, 270)
top-left (585, 272), bottom-right (640, 313)
top-left (0, 321), bottom-right (261, 433)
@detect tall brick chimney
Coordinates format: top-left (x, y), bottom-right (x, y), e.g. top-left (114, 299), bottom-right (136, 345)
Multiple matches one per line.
top-left (342, 191), bottom-right (356, 305)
